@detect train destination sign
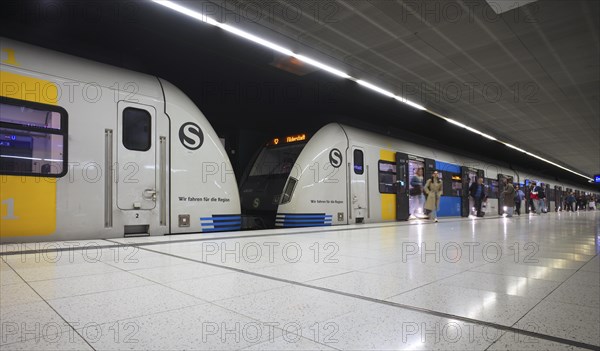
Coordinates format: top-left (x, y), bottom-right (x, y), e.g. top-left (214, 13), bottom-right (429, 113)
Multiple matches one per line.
top-left (269, 133), bottom-right (307, 146)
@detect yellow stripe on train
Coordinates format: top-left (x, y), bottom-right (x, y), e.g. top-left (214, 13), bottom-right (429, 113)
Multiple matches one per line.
top-left (0, 69), bottom-right (58, 237)
top-left (380, 149), bottom-right (396, 221)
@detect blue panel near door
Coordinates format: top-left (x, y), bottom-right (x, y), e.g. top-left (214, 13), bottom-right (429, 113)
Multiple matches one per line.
top-left (437, 196), bottom-right (461, 217)
top-left (435, 161), bottom-right (461, 174)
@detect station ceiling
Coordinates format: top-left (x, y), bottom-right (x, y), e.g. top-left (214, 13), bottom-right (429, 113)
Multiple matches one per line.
top-left (1, 0), bottom-right (599, 188)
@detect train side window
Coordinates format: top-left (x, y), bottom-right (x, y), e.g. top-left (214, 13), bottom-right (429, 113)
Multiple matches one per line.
top-left (123, 107), bottom-right (151, 151)
top-left (0, 98), bottom-right (68, 177)
top-left (280, 177), bottom-right (298, 204)
top-left (378, 161), bottom-right (396, 194)
top-left (353, 149), bottom-right (364, 175)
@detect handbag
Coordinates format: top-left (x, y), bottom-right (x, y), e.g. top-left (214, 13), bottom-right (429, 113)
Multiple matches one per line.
top-left (409, 185), bottom-right (422, 196)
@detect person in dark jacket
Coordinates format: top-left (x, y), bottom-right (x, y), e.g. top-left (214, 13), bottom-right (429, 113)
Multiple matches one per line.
top-left (537, 183), bottom-right (547, 213)
top-left (514, 185), bottom-right (525, 215)
top-left (469, 177), bottom-right (486, 217)
top-left (567, 192), bottom-right (576, 212)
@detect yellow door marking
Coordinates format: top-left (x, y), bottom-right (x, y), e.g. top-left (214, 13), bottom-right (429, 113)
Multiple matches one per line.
top-left (380, 149), bottom-right (396, 221)
top-left (1, 70), bottom-right (58, 237)
top-left (1, 48), bottom-right (20, 66)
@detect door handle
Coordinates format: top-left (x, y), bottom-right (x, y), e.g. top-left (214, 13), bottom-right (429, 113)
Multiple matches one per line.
top-left (143, 189), bottom-right (157, 201)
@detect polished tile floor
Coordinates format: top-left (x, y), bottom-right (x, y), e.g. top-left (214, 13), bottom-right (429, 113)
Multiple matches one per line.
top-left (1, 211), bottom-right (599, 350)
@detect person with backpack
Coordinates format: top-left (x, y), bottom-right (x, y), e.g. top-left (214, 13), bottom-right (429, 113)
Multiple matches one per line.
top-left (514, 185), bottom-right (525, 216)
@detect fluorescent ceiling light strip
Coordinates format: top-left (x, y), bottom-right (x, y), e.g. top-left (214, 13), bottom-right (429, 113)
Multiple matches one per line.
top-left (447, 118), bottom-right (496, 140)
top-left (357, 80), bottom-right (395, 98)
top-left (293, 55), bottom-right (351, 79)
top-left (152, 0), bottom-right (593, 182)
top-left (446, 118), bottom-right (589, 179)
top-left (504, 143), bottom-right (526, 153)
top-left (401, 99), bottom-right (426, 111)
top-left (218, 23), bottom-right (295, 57)
top-left (151, 0), bottom-right (219, 25)
top-left (525, 152), bottom-right (591, 179)
top-left (394, 96), bottom-right (426, 110)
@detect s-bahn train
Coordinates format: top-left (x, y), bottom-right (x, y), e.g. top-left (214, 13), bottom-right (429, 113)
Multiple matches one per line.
top-left (1, 40), bottom-right (596, 243)
top-left (0, 38), bottom-right (240, 243)
top-left (240, 123), bottom-right (597, 228)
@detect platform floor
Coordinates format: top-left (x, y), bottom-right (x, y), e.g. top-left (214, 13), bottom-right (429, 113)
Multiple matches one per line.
top-left (1, 212), bottom-right (599, 350)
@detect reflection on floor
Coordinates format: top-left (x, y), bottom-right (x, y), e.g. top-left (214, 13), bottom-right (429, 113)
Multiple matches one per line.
top-left (1, 212), bottom-right (599, 350)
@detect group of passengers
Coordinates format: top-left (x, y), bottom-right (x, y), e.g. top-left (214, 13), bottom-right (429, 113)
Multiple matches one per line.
top-left (564, 192), bottom-right (597, 212)
top-left (408, 168), bottom-right (442, 223)
top-left (408, 170), bottom-right (597, 221)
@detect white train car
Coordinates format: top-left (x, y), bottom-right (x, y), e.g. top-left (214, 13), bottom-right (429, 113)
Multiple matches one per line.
top-left (0, 38), bottom-right (240, 243)
top-left (240, 123), bottom-right (592, 228)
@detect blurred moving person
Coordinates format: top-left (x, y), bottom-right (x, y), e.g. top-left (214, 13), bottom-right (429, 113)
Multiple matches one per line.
top-left (514, 185), bottom-right (525, 216)
top-left (502, 178), bottom-right (516, 217)
top-left (469, 177), bottom-right (487, 217)
top-left (424, 171), bottom-right (443, 223)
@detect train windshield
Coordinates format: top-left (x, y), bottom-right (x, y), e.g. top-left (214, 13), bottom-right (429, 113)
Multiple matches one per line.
top-left (249, 143), bottom-right (305, 177)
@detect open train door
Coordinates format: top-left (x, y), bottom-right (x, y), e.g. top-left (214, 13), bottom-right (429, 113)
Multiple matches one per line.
top-left (461, 168), bottom-right (484, 217)
top-left (461, 167), bottom-right (470, 217)
top-left (395, 152), bottom-right (409, 221)
top-left (497, 174), bottom-right (509, 215)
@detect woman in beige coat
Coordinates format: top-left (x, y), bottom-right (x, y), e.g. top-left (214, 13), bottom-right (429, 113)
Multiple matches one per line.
top-left (424, 171), bottom-right (443, 222)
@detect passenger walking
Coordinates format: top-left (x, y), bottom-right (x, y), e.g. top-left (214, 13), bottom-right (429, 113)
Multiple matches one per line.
top-left (538, 183), bottom-right (547, 213)
top-left (469, 177), bottom-right (487, 217)
top-left (527, 183), bottom-right (536, 213)
top-left (424, 171), bottom-right (443, 223)
top-left (409, 168), bottom-right (425, 219)
top-left (514, 185), bottom-right (525, 215)
top-left (502, 178), bottom-right (516, 217)
top-left (567, 192), bottom-right (576, 212)
top-left (530, 181), bottom-right (540, 214)
top-left (576, 194), bottom-right (584, 211)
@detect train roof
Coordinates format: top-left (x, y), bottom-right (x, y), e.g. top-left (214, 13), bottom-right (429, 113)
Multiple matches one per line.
top-left (0, 37), bottom-right (163, 100)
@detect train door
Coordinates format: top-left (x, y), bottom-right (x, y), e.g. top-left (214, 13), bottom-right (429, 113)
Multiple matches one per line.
top-left (117, 102), bottom-right (157, 211)
top-left (349, 147), bottom-right (368, 223)
top-left (497, 174), bottom-right (508, 215)
top-left (461, 167), bottom-right (482, 217)
top-left (395, 152), bottom-right (409, 220)
top-left (407, 157), bottom-right (426, 219)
